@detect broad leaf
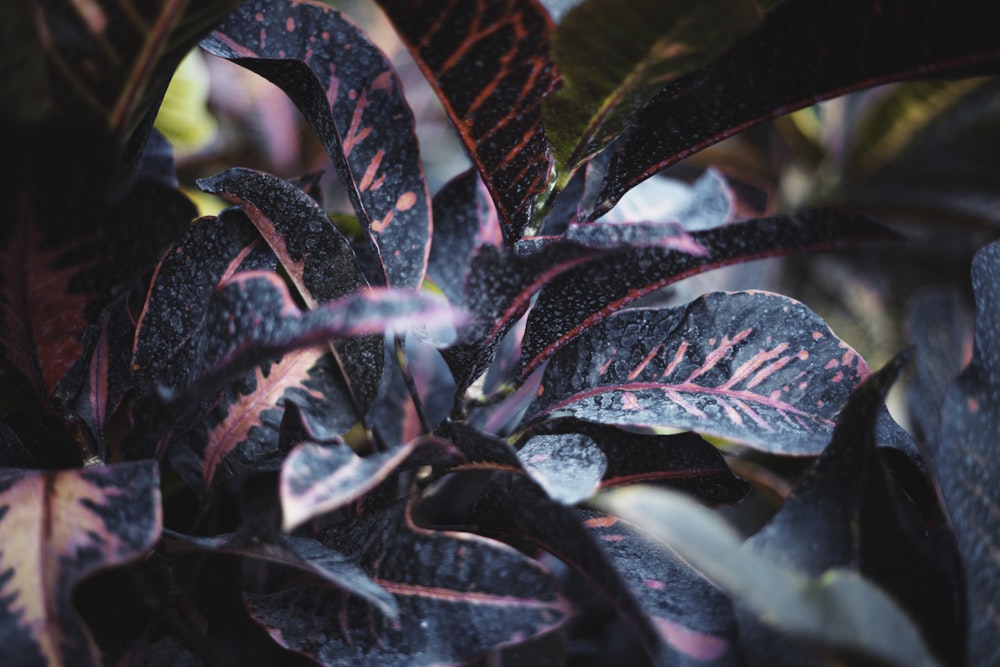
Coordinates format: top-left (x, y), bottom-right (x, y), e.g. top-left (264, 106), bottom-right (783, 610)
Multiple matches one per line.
top-left (247, 498), bottom-right (568, 666)
top-left (596, 485), bottom-right (944, 667)
top-left (594, 0), bottom-right (1000, 218)
top-left (517, 432), bottom-right (607, 505)
top-left (524, 291), bottom-right (869, 455)
top-left (0, 461), bottom-right (161, 667)
top-left (521, 209), bottom-right (894, 378)
top-left (202, 0), bottom-right (431, 288)
top-left (543, 0), bottom-right (760, 184)
top-left (376, 0), bottom-right (559, 243)
top-left (930, 240), bottom-right (1000, 666)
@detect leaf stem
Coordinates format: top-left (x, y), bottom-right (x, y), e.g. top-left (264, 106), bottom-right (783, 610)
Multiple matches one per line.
top-left (394, 333), bottom-right (432, 434)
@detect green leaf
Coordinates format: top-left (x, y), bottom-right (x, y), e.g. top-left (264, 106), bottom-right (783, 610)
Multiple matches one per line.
top-left (543, 0), bottom-right (760, 184)
top-left (595, 486), bottom-right (944, 667)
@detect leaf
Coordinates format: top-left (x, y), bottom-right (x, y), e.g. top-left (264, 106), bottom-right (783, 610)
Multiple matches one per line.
top-left (543, 0), bottom-right (760, 182)
top-left (929, 239), bottom-right (1000, 666)
top-left (201, 0), bottom-right (431, 288)
top-left (517, 432), bottom-right (607, 505)
top-left (0, 461), bottom-right (161, 667)
top-left (280, 435), bottom-right (463, 532)
top-left (594, 0), bottom-right (1000, 218)
top-left (597, 167), bottom-right (736, 231)
top-left (520, 209), bottom-right (895, 379)
top-left (524, 291), bottom-right (870, 455)
top-left (376, 0), bottom-right (559, 243)
top-left (162, 529), bottom-right (397, 618)
top-left (595, 485), bottom-right (945, 667)
top-left (247, 498), bottom-right (568, 666)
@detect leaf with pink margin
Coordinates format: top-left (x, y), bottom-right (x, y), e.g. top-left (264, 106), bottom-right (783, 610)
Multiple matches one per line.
top-left (0, 461), bottom-right (161, 667)
top-left (201, 0), bottom-right (430, 288)
top-left (524, 291), bottom-right (870, 455)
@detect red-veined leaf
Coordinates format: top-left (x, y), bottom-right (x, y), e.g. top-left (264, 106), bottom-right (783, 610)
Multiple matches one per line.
top-left (247, 498), bottom-right (569, 666)
top-left (376, 0), bottom-right (559, 243)
top-left (524, 291), bottom-right (870, 455)
top-left (201, 0), bottom-right (431, 288)
top-left (593, 0), bottom-right (1000, 219)
top-left (929, 240), bottom-right (1000, 666)
top-left (281, 435), bottom-right (462, 531)
top-left (520, 209), bottom-right (894, 379)
top-left (0, 461), bottom-right (161, 667)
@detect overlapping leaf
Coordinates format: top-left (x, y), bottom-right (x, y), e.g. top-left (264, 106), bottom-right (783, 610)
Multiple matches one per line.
top-left (525, 291), bottom-right (869, 455)
top-left (201, 0), bottom-right (431, 288)
top-left (0, 461), bottom-right (161, 667)
top-left (929, 240), bottom-right (1000, 666)
top-left (376, 0), bottom-right (559, 243)
top-left (593, 0), bottom-right (1000, 218)
top-left (247, 498), bottom-right (568, 666)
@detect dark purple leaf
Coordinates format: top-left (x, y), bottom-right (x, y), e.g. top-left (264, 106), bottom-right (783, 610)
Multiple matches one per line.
top-left (524, 291), bottom-right (870, 455)
top-left (246, 498), bottom-right (568, 666)
top-left (280, 435), bottom-right (463, 531)
top-left (435, 419), bottom-right (523, 471)
top-left (201, 0), bottom-right (431, 288)
top-left (376, 0), bottom-right (559, 243)
top-left (929, 240), bottom-right (1000, 666)
top-left (517, 432), bottom-right (607, 504)
top-left (594, 0), bottom-right (1000, 218)
top-left (0, 461), bottom-right (160, 667)
top-left (521, 209), bottom-right (895, 379)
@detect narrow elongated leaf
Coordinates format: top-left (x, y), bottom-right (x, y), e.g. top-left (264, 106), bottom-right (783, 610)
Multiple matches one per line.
top-left (281, 435), bottom-right (463, 531)
top-left (543, 0), bottom-right (760, 179)
top-left (202, 0), bottom-right (430, 288)
top-left (0, 461), bottom-right (161, 667)
top-left (247, 498), bottom-right (568, 666)
top-left (521, 209), bottom-right (894, 379)
top-left (525, 291), bottom-right (869, 455)
top-left (594, 0), bottom-right (1000, 217)
top-left (930, 240), bottom-right (1000, 666)
top-left (376, 0), bottom-right (559, 243)
top-left (595, 485), bottom-right (944, 667)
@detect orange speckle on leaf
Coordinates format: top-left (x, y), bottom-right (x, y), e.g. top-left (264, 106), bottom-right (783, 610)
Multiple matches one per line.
top-left (397, 191), bottom-right (417, 211)
top-left (584, 515), bottom-right (618, 528)
top-left (286, 17), bottom-right (295, 31)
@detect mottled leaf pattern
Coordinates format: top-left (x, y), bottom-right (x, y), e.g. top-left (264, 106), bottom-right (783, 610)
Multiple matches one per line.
top-left (517, 432), bottom-right (607, 504)
top-left (595, 0), bottom-right (1000, 217)
top-left (526, 291), bottom-right (869, 454)
top-left (247, 498), bottom-right (568, 666)
top-left (202, 0), bottom-right (431, 288)
top-left (376, 0), bottom-right (559, 243)
top-left (0, 461), bottom-right (161, 667)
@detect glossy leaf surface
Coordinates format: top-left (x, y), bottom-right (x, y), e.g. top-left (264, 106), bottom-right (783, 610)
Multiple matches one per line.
top-left (376, 0), bottom-right (558, 243)
top-left (247, 498), bottom-right (568, 666)
top-left (525, 291), bottom-right (869, 455)
top-left (0, 461), bottom-right (161, 667)
top-left (517, 432), bottom-right (606, 504)
top-left (202, 0), bottom-right (431, 288)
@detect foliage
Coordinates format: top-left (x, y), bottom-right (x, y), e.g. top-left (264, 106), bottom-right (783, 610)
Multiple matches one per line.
top-left (2, 0), bottom-right (999, 665)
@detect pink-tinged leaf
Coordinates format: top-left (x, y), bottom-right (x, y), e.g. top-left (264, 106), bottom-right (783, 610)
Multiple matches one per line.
top-left (593, 0), bottom-right (1000, 218)
top-left (0, 461), bottom-right (161, 666)
top-left (376, 0), bottom-right (559, 243)
top-left (247, 498), bottom-right (569, 666)
top-left (201, 0), bottom-right (431, 288)
top-left (525, 291), bottom-right (870, 455)
top-left (929, 240), bottom-right (1000, 666)
top-left (521, 209), bottom-right (894, 379)
top-left (281, 435), bottom-right (462, 531)
top-left (517, 433), bottom-right (606, 505)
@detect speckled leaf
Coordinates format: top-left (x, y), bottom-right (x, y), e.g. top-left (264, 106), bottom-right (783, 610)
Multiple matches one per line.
top-left (517, 433), bottom-right (606, 504)
top-left (426, 169), bottom-right (503, 306)
top-left (0, 461), bottom-right (161, 667)
top-left (525, 291), bottom-right (870, 455)
top-left (594, 0), bottom-right (1000, 217)
top-left (246, 498), bottom-right (568, 666)
top-left (543, 0), bottom-right (760, 183)
top-left (435, 419), bottom-right (524, 471)
top-left (376, 0), bottom-right (559, 243)
top-left (521, 209), bottom-right (893, 379)
top-left (196, 167), bottom-right (383, 409)
top-left (281, 435), bottom-right (463, 531)
top-left (595, 485), bottom-right (944, 667)
top-left (202, 0), bottom-right (430, 288)
top-left (472, 474), bottom-right (739, 666)
top-left (930, 240), bottom-right (1000, 666)
top-left (162, 529), bottom-right (397, 617)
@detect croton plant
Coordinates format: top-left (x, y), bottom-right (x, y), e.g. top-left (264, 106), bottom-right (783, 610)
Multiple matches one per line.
top-left (2, 0), bottom-right (1000, 665)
